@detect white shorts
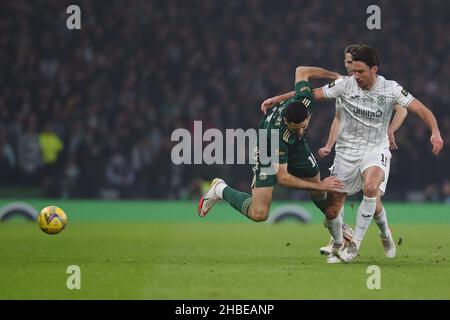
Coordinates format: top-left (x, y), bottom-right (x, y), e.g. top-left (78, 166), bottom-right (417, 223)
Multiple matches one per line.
top-left (330, 150), bottom-right (391, 196)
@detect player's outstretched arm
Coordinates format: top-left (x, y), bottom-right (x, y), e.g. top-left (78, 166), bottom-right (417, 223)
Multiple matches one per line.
top-left (295, 66), bottom-right (340, 83)
top-left (388, 105), bottom-right (408, 150)
top-left (407, 98), bottom-right (444, 155)
top-left (318, 111), bottom-right (341, 158)
top-left (276, 163), bottom-right (344, 192)
top-left (261, 66), bottom-right (340, 114)
top-left (261, 91), bottom-right (295, 115)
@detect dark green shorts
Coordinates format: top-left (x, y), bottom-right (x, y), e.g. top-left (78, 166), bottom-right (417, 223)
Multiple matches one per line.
top-left (251, 142), bottom-right (319, 188)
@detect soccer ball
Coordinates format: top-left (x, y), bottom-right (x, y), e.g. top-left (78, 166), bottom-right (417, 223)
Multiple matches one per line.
top-left (37, 206), bottom-right (68, 235)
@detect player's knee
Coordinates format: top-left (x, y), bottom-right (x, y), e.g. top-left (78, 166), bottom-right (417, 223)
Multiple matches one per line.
top-left (251, 207), bottom-right (269, 222)
top-left (325, 205), bottom-right (340, 219)
top-left (363, 184), bottom-right (379, 197)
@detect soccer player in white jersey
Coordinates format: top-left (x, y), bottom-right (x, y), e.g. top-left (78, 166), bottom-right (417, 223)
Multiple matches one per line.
top-left (262, 44), bottom-right (444, 263)
top-left (317, 44), bottom-right (408, 262)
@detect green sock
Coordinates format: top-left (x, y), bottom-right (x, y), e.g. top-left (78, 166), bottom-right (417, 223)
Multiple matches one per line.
top-left (223, 186), bottom-right (253, 217)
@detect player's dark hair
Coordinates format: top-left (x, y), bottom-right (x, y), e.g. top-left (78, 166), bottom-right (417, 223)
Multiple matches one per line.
top-left (351, 44), bottom-right (380, 67)
top-left (285, 102), bottom-right (309, 124)
top-left (344, 44), bottom-right (360, 55)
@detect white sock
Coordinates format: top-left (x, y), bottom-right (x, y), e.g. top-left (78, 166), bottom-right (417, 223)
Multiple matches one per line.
top-left (354, 196), bottom-right (377, 248)
top-left (339, 205), bottom-right (345, 221)
top-left (374, 207), bottom-right (390, 239)
top-left (326, 215), bottom-right (343, 244)
top-left (215, 181), bottom-right (227, 199)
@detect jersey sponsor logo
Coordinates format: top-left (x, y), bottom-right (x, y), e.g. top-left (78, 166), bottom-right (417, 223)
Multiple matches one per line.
top-left (259, 172), bottom-right (267, 180)
top-left (352, 108), bottom-right (383, 118)
top-left (401, 88), bottom-right (409, 97)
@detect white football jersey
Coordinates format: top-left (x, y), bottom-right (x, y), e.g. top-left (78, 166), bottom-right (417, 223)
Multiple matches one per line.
top-left (323, 75), bottom-right (414, 161)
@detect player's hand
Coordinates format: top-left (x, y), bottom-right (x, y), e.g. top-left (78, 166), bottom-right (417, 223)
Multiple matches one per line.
top-left (430, 131), bottom-right (444, 155)
top-left (261, 98), bottom-right (277, 115)
top-left (318, 146), bottom-right (331, 158)
top-left (388, 130), bottom-right (398, 150)
top-left (320, 176), bottom-right (344, 193)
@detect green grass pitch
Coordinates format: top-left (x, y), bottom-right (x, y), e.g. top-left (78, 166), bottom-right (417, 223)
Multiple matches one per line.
top-left (0, 200), bottom-right (449, 299)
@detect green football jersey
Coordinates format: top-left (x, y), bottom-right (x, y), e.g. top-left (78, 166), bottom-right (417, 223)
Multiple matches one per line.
top-left (258, 80), bottom-right (315, 165)
top-left (252, 80), bottom-right (319, 188)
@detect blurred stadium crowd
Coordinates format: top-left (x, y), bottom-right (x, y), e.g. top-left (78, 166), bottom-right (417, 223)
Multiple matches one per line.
top-left (0, 0), bottom-right (449, 201)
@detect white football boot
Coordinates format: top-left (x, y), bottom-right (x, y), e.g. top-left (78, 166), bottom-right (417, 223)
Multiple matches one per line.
top-left (326, 242), bottom-right (345, 264)
top-left (381, 230), bottom-right (396, 258)
top-left (320, 237), bottom-right (334, 256)
top-left (320, 223), bottom-right (354, 256)
top-left (197, 178), bottom-right (225, 217)
top-left (337, 241), bottom-right (359, 263)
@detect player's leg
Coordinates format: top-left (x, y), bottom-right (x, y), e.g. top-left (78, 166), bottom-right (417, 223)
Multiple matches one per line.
top-left (355, 166), bottom-right (384, 242)
top-left (310, 185), bottom-right (349, 236)
top-left (322, 191), bottom-right (348, 263)
top-left (319, 202), bottom-right (345, 256)
top-left (303, 173), bottom-right (344, 254)
top-left (371, 156), bottom-right (396, 258)
top-left (286, 146), bottom-right (349, 262)
top-left (247, 186), bottom-right (273, 222)
top-left (339, 166), bottom-right (385, 263)
top-left (315, 189), bottom-right (352, 244)
top-left (318, 158), bottom-right (358, 259)
top-left (287, 144), bottom-right (347, 226)
top-left (303, 171), bottom-right (352, 263)
top-left (304, 173), bottom-right (328, 216)
top-left (198, 177), bottom-right (274, 221)
top-left (198, 156), bottom-right (276, 221)
top-left (216, 182), bottom-right (272, 222)
top-left (287, 146), bottom-right (343, 251)
top-left (374, 193), bottom-right (396, 258)
top-left (282, 141), bottom-right (347, 262)
top-left (374, 194), bottom-right (389, 238)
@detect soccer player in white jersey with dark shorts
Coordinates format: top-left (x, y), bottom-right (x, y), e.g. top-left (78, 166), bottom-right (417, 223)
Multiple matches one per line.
top-left (262, 44), bottom-right (444, 263)
top-left (317, 44), bottom-right (408, 263)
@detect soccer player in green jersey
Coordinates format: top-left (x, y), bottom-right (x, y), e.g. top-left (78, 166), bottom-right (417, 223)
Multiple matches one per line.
top-left (198, 66), bottom-right (346, 242)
